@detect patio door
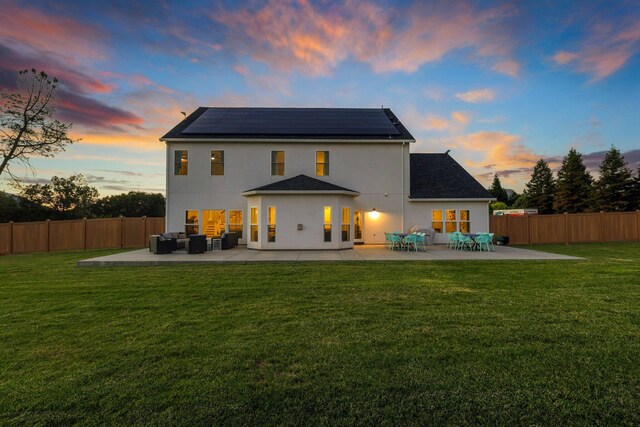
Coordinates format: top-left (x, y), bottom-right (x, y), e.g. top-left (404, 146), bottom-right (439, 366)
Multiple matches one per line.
top-left (354, 210), bottom-right (364, 243)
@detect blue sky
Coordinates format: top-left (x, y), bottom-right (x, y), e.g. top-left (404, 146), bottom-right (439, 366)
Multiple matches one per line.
top-left (0, 0), bottom-right (638, 195)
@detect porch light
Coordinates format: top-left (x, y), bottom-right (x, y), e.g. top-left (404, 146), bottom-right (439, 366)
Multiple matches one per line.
top-left (369, 208), bottom-right (380, 220)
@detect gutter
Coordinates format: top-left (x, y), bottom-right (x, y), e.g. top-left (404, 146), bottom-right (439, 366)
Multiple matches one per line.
top-left (241, 190), bottom-right (360, 196)
top-left (161, 137), bottom-right (416, 144)
top-left (408, 198), bottom-right (497, 202)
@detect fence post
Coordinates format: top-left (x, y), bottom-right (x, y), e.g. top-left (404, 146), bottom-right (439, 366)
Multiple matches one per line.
top-left (46, 219), bottom-right (51, 252)
top-left (9, 221), bottom-right (13, 254)
top-left (83, 218), bottom-right (87, 251)
top-left (564, 213), bottom-right (569, 245)
top-left (143, 216), bottom-right (148, 247)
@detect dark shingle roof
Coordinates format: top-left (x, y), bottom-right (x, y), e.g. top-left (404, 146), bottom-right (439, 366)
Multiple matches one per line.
top-left (243, 175), bottom-right (358, 194)
top-left (161, 107), bottom-right (415, 141)
top-left (410, 153), bottom-right (494, 199)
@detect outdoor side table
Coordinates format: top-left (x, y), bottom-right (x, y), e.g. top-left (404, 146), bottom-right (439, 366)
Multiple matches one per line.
top-left (209, 238), bottom-right (222, 251)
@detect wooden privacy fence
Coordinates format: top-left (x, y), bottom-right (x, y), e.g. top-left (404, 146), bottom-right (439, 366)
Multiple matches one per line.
top-left (0, 217), bottom-right (165, 255)
top-left (490, 211), bottom-right (640, 245)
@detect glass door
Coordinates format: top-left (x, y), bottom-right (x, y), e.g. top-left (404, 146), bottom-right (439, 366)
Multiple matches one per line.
top-left (354, 210), bottom-right (363, 243)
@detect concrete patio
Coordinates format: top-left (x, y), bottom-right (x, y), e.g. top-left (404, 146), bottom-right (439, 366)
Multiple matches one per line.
top-left (78, 244), bottom-right (581, 266)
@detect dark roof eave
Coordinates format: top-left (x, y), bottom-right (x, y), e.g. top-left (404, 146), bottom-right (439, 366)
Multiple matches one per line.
top-left (242, 190), bottom-right (360, 196)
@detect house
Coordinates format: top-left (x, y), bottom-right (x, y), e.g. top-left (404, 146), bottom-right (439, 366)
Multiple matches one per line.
top-left (161, 107), bottom-right (493, 249)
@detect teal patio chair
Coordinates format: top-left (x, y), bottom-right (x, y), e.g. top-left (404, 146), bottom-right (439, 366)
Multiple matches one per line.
top-left (474, 234), bottom-right (491, 252)
top-left (488, 233), bottom-right (495, 251)
top-left (403, 234), bottom-right (418, 252)
top-left (415, 233), bottom-right (427, 251)
top-left (389, 234), bottom-right (403, 251)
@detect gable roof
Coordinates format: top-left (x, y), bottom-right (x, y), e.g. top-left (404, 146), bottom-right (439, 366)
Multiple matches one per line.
top-left (161, 107), bottom-right (415, 142)
top-left (410, 153), bottom-right (494, 200)
top-left (242, 174), bottom-right (359, 196)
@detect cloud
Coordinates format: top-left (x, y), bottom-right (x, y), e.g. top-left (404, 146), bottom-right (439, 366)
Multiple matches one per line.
top-left (212, 1), bottom-right (520, 77)
top-left (0, 1), bottom-right (106, 61)
top-left (407, 109), bottom-right (471, 133)
top-left (56, 89), bottom-right (144, 131)
top-left (552, 18), bottom-right (640, 81)
top-left (455, 88), bottom-right (495, 103)
top-left (492, 59), bottom-right (520, 77)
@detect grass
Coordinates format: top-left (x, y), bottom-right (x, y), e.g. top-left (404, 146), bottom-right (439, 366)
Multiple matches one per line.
top-left (1, 242), bottom-right (639, 425)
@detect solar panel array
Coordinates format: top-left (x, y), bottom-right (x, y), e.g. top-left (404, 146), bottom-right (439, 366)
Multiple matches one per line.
top-left (182, 108), bottom-right (401, 136)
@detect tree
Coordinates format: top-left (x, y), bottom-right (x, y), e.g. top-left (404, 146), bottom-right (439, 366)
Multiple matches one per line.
top-left (1, 69), bottom-right (76, 181)
top-left (19, 174), bottom-right (99, 220)
top-left (553, 148), bottom-right (593, 213)
top-left (489, 201), bottom-right (509, 214)
top-left (92, 191), bottom-right (165, 218)
top-left (488, 173), bottom-right (509, 204)
top-left (592, 146), bottom-right (635, 212)
top-left (632, 167), bottom-right (640, 211)
top-left (522, 159), bottom-right (555, 214)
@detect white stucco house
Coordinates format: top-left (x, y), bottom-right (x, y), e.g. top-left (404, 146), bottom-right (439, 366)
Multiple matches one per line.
top-left (161, 107), bottom-right (494, 250)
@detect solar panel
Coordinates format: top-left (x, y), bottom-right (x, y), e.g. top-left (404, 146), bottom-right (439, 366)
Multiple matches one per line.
top-left (182, 108), bottom-right (401, 136)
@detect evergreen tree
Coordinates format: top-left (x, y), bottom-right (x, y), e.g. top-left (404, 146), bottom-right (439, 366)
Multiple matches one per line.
top-left (592, 146), bottom-right (635, 212)
top-left (522, 159), bottom-right (555, 214)
top-left (488, 173), bottom-right (509, 203)
top-left (632, 168), bottom-right (640, 211)
top-left (553, 148), bottom-right (593, 213)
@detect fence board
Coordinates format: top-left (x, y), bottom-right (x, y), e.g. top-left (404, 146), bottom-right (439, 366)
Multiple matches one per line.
top-left (49, 220), bottom-right (85, 251)
top-left (11, 222), bottom-right (48, 253)
top-left (86, 218), bottom-right (122, 249)
top-left (506, 216), bottom-right (530, 245)
top-left (145, 218), bottom-right (165, 246)
top-left (122, 217), bottom-right (145, 248)
top-left (530, 214), bottom-right (565, 244)
top-left (567, 213), bottom-right (600, 243)
top-left (0, 223), bottom-right (10, 254)
top-left (489, 216), bottom-right (509, 238)
top-left (603, 212), bottom-right (638, 242)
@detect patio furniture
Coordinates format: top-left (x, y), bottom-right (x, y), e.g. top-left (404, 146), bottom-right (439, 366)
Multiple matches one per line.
top-left (188, 234), bottom-right (207, 254)
top-left (389, 233), bottom-right (403, 251)
top-left (161, 232), bottom-right (188, 250)
top-left (221, 232), bottom-right (238, 250)
top-left (403, 233), bottom-right (418, 251)
top-left (414, 233), bottom-right (427, 251)
top-left (384, 232), bottom-right (393, 249)
top-left (488, 233), bottom-right (495, 251)
top-left (149, 235), bottom-right (173, 254)
top-left (458, 233), bottom-right (476, 251)
top-left (209, 238), bottom-right (222, 251)
top-left (474, 233), bottom-right (491, 252)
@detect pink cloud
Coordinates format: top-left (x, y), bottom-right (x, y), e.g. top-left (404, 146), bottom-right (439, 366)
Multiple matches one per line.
top-left (455, 88), bottom-right (495, 103)
top-left (553, 19), bottom-right (640, 81)
top-left (492, 59), bottom-right (520, 77)
top-left (0, 2), bottom-right (105, 61)
top-left (212, 1), bottom-right (520, 77)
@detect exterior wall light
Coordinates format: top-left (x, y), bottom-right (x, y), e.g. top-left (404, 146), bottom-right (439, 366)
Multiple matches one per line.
top-left (369, 208), bottom-right (380, 220)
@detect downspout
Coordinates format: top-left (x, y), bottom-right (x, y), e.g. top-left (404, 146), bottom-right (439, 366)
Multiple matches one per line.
top-left (401, 142), bottom-right (405, 232)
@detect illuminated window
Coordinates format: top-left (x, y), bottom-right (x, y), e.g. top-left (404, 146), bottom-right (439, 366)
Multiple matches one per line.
top-left (271, 151), bottom-right (284, 176)
top-left (185, 209), bottom-right (199, 235)
top-left (316, 151), bottom-right (329, 176)
top-left (229, 210), bottom-right (243, 239)
top-left (446, 210), bottom-right (457, 233)
top-left (202, 209), bottom-right (225, 238)
top-left (211, 150), bottom-right (224, 175)
top-left (460, 210), bottom-right (470, 233)
top-left (174, 150), bottom-right (188, 175)
top-left (341, 207), bottom-right (350, 242)
top-left (250, 207), bottom-right (258, 242)
top-left (323, 206), bottom-right (332, 242)
top-left (431, 210), bottom-right (443, 233)
top-left (268, 206), bottom-right (276, 243)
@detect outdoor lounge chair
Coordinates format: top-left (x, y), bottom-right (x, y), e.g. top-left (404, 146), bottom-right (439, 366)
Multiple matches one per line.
top-left (149, 235), bottom-right (173, 254)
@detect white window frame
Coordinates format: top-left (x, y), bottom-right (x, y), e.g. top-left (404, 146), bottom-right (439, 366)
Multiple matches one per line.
top-left (341, 206), bottom-right (351, 242)
top-left (250, 206), bottom-right (259, 243)
top-left (431, 209), bottom-right (444, 233)
top-left (271, 150), bottom-right (285, 176)
top-left (229, 209), bottom-right (243, 239)
top-left (174, 149), bottom-right (188, 175)
top-left (323, 206), bottom-right (332, 242)
top-left (267, 206), bottom-right (276, 243)
top-left (185, 209), bottom-right (199, 235)
top-left (210, 149), bottom-right (224, 176)
top-left (316, 151), bottom-right (330, 176)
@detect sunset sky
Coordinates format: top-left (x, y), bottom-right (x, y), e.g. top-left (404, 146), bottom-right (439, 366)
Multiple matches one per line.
top-left (1, 0), bottom-right (639, 196)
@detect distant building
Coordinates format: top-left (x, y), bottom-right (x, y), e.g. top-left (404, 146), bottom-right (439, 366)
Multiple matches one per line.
top-left (493, 209), bottom-right (538, 216)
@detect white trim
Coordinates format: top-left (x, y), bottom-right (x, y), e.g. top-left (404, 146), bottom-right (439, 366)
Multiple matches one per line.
top-left (161, 137), bottom-right (415, 144)
top-left (271, 150), bottom-right (285, 176)
top-left (241, 190), bottom-right (359, 196)
top-left (410, 198), bottom-right (495, 202)
top-left (250, 206), bottom-right (259, 243)
top-left (341, 206), bottom-right (351, 242)
top-left (210, 149), bottom-right (224, 176)
top-left (315, 150), bottom-right (330, 177)
top-left (173, 149), bottom-right (189, 176)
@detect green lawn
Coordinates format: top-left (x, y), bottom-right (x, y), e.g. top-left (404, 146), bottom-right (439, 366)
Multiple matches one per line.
top-left (1, 243), bottom-right (639, 425)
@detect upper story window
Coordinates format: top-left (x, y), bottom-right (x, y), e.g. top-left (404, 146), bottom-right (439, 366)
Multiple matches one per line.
top-left (316, 151), bottom-right (329, 176)
top-left (174, 150), bottom-right (188, 175)
top-left (271, 151), bottom-right (284, 176)
top-left (211, 150), bottom-right (224, 175)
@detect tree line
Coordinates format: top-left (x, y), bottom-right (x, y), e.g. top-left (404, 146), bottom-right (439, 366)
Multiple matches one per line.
top-left (489, 146), bottom-right (640, 214)
top-left (0, 174), bottom-right (164, 223)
